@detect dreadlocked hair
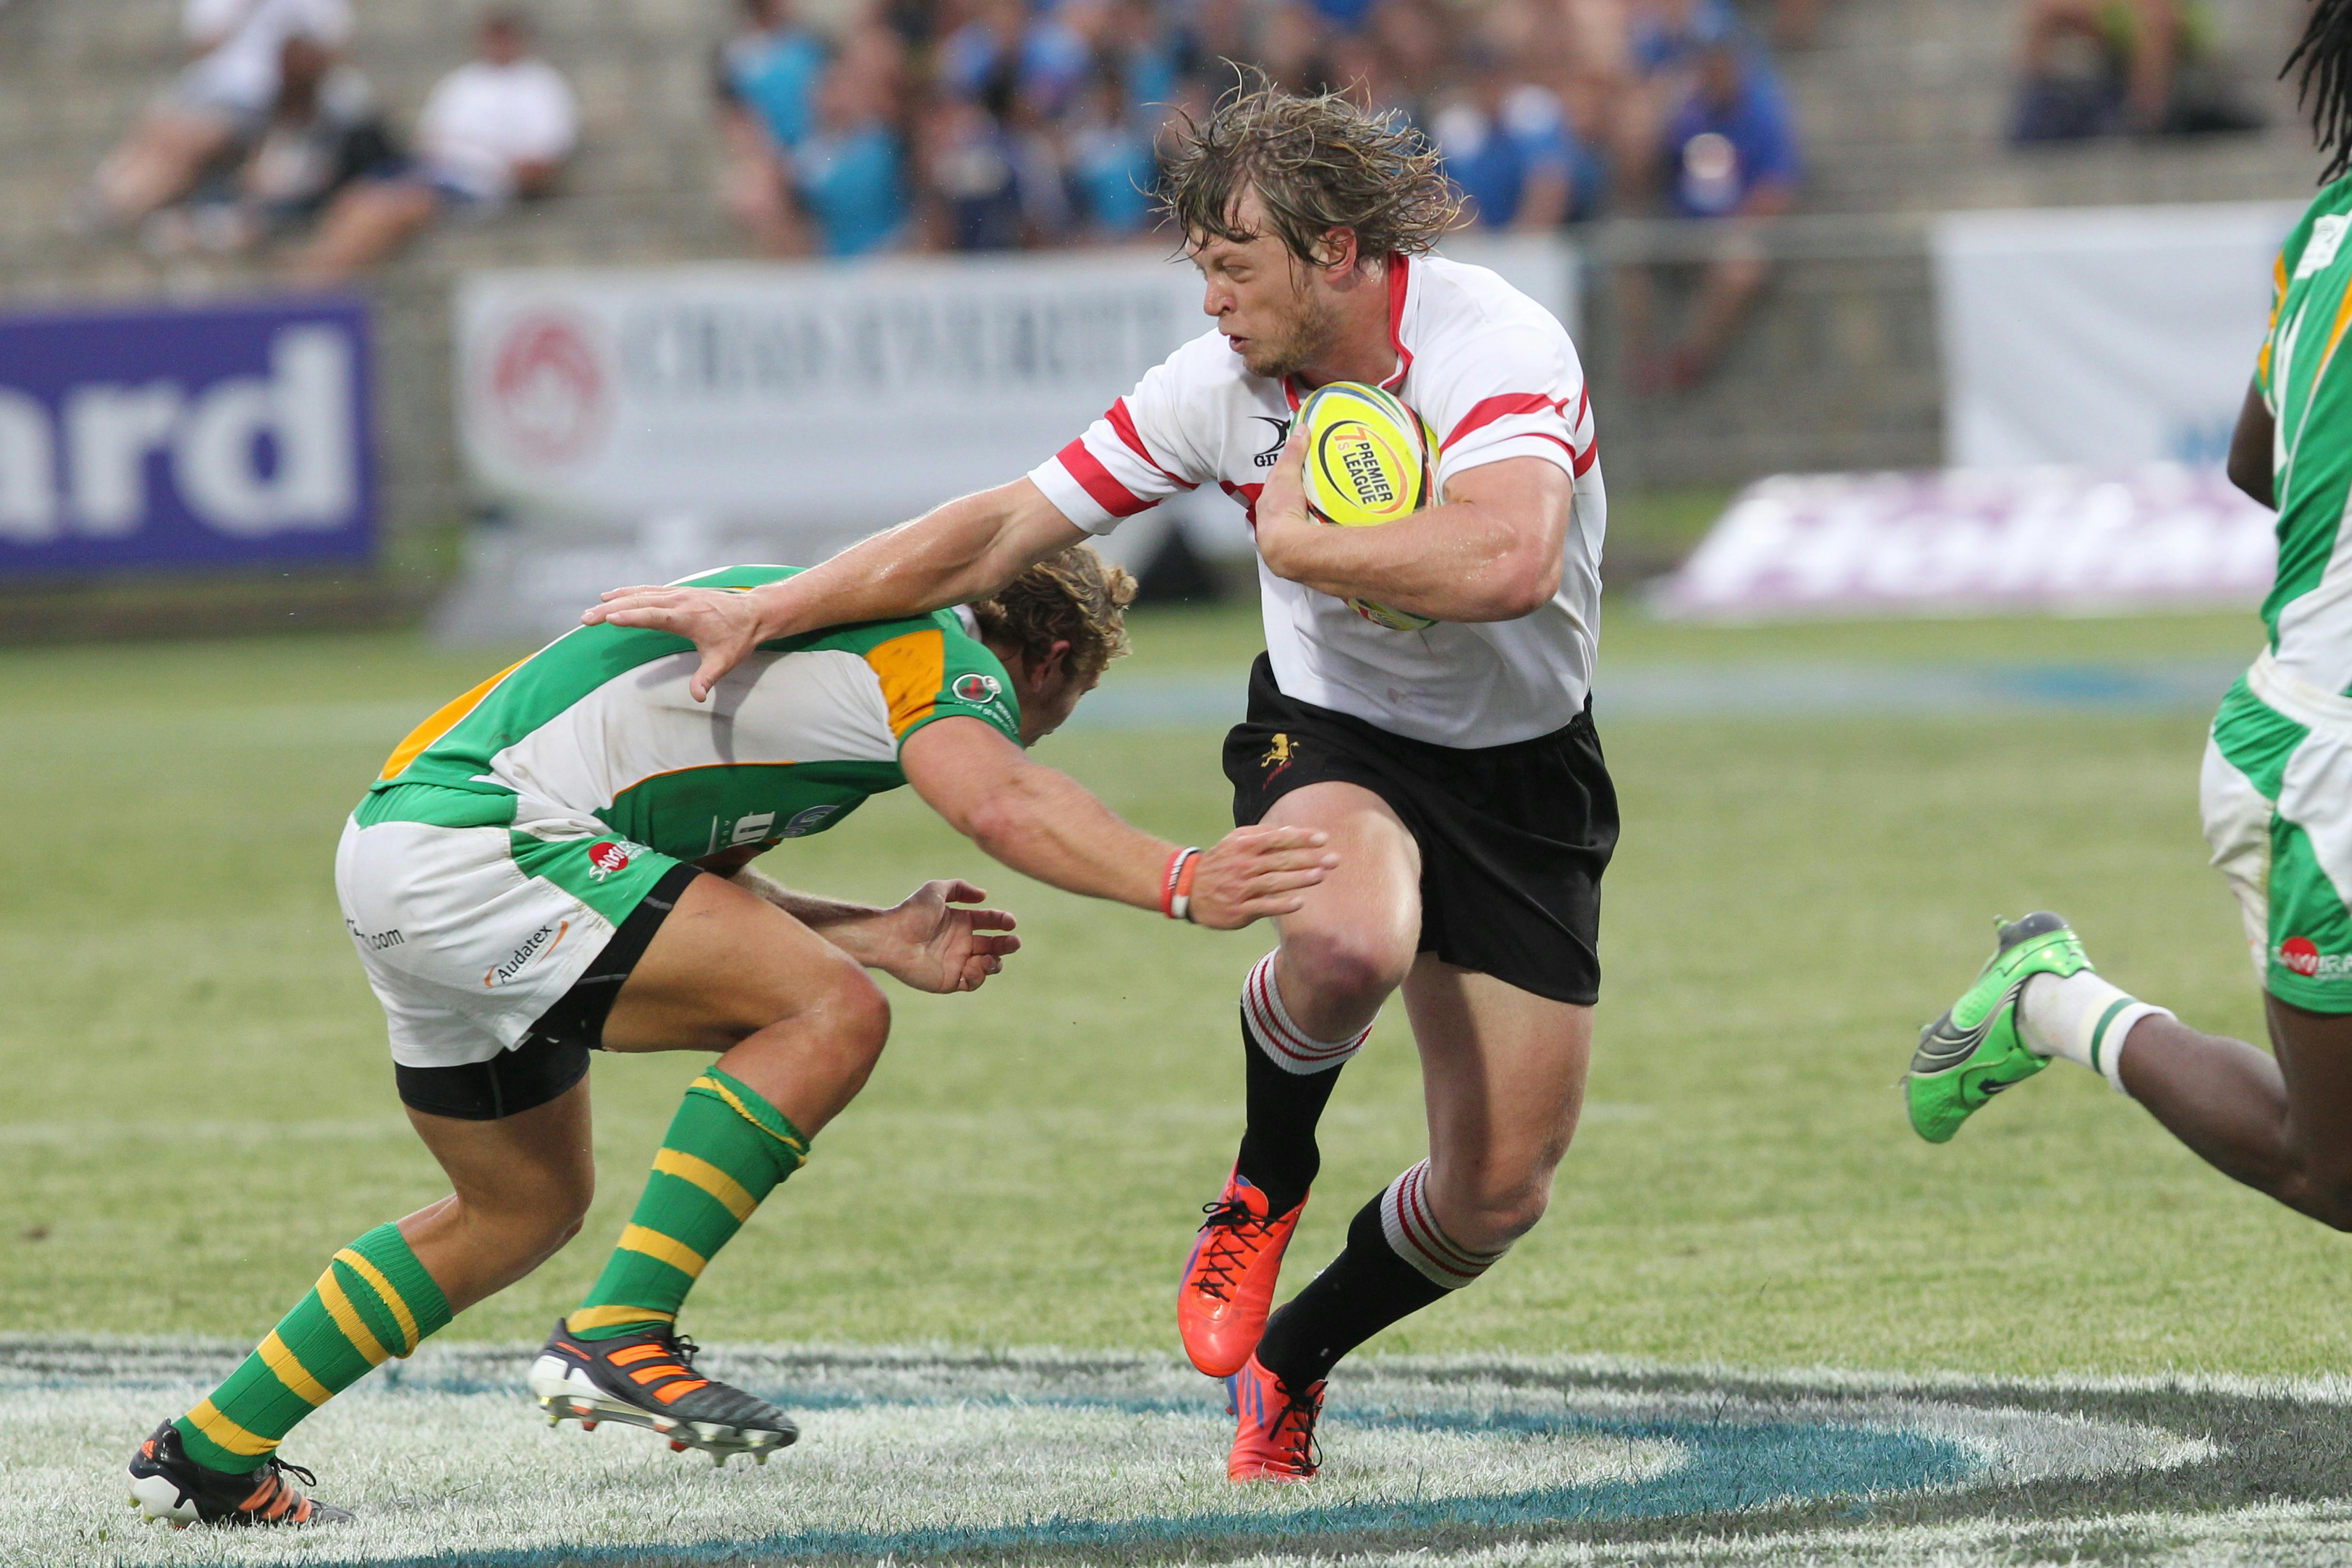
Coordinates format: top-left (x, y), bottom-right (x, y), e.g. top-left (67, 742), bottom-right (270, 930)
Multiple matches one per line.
top-left (2290, 0), bottom-right (2352, 182)
top-left (971, 543), bottom-right (1137, 683)
top-left (1160, 67), bottom-right (1464, 267)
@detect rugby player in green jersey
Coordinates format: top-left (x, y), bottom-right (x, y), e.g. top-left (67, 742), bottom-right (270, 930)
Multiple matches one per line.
top-left (1909, 5), bottom-right (2352, 1238)
top-left (127, 547), bottom-right (1335, 1528)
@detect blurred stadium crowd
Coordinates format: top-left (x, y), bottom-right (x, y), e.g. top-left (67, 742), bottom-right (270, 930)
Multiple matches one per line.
top-left (75, 0), bottom-right (1818, 274)
top-left (60, 0), bottom-right (2269, 370)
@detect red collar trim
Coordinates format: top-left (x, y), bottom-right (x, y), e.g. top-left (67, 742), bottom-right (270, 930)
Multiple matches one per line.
top-left (1381, 254), bottom-right (1412, 391)
top-left (1283, 255), bottom-right (1412, 407)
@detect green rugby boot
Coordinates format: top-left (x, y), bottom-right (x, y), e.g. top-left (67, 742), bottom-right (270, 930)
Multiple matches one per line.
top-left (1908, 913), bottom-right (2091, 1144)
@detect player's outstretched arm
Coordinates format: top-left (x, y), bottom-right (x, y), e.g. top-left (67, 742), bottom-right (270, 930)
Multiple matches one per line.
top-left (1254, 440), bottom-right (1574, 624)
top-left (725, 861), bottom-right (1020, 994)
top-left (900, 717), bottom-right (1338, 928)
top-left (584, 478), bottom-right (1088, 702)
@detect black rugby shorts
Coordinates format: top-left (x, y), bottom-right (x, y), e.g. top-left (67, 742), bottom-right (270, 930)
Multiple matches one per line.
top-left (1223, 654), bottom-right (1617, 1006)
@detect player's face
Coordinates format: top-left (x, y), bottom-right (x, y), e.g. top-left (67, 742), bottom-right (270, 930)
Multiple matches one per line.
top-left (1010, 645), bottom-right (1101, 747)
top-left (1189, 193), bottom-right (1343, 381)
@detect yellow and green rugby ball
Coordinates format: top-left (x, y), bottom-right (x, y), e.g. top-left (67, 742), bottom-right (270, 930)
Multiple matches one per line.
top-left (1297, 381), bottom-right (1439, 631)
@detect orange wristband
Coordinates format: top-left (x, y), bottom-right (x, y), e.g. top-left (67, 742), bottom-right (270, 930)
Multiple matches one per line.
top-left (1162, 846), bottom-right (1201, 921)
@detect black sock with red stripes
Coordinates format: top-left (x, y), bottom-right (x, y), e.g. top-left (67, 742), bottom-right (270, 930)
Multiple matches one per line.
top-left (1252, 1191), bottom-right (1445, 1388)
top-left (1232, 952), bottom-right (1371, 1217)
top-left (1233, 1008), bottom-right (1343, 1217)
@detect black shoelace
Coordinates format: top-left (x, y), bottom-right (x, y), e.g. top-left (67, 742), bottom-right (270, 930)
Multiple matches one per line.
top-left (1194, 1199), bottom-right (1274, 1302)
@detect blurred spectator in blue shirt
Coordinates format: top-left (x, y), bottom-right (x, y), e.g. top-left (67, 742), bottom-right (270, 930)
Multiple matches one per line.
top-left (793, 47), bottom-right (909, 257)
top-left (1662, 39), bottom-right (1797, 217)
top-left (717, 0), bottom-right (829, 254)
top-left (1433, 52), bottom-right (1604, 229)
top-left (941, 0), bottom-right (1091, 119)
top-left (1063, 63), bottom-right (1159, 237)
top-left (1633, 37), bottom-right (1798, 391)
top-left (917, 93), bottom-right (1029, 249)
top-left (721, 0), bottom-right (826, 148)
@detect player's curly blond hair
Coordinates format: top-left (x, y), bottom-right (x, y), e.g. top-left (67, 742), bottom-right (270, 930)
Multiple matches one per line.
top-left (1161, 70), bottom-right (1464, 268)
top-left (972, 544), bottom-right (1137, 681)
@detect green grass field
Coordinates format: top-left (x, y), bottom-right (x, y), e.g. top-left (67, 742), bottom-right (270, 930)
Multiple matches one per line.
top-left (5, 597), bottom-right (2325, 1386)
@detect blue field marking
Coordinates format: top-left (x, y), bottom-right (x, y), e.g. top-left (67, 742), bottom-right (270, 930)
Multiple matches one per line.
top-left (1068, 662), bottom-right (2248, 728)
top-left (287, 1377), bottom-right (1979, 1568)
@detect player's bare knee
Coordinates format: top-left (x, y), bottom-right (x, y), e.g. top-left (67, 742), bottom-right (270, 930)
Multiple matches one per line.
top-left (1468, 1186), bottom-right (1552, 1250)
top-left (803, 958), bottom-right (893, 1081)
top-left (1282, 924), bottom-right (1413, 1011)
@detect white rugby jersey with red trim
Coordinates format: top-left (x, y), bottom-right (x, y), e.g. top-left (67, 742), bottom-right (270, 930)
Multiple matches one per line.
top-left (1026, 253), bottom-right (1604, 748)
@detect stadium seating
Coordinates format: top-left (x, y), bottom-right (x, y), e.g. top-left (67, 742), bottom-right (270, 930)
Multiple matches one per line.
top-left (0, 0), bottom-right (2325, 553)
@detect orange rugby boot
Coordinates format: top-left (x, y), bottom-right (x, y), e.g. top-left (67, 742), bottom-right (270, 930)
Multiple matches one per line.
top-left (1224, 1354), bottom-right (1323, 1482)
top-left (1177, 1169), bottom-right (1306, 1377)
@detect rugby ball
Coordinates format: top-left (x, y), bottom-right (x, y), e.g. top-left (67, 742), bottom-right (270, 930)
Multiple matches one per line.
top-left (1297, 382), bottom-right (1439, 632)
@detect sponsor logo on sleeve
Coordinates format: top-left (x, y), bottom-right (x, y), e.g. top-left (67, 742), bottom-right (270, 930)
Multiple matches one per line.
top-left (2275, 936), bottom-right (2349, 979)
top-left (779, 803), bottom-right (844, 838)
top-left (953, 673), bottom-right (1002, 705)
top-left (2299, 216), bottom-right (2350, 281)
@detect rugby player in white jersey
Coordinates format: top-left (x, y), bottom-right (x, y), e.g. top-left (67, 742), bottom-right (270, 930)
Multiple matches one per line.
top-left (590, 80), bottom-right (1611, 1482)
top-left (125, 550), bottom-right (1334, 1528)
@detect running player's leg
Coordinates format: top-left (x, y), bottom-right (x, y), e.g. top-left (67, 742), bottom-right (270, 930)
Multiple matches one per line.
top-left (2109, 1001), bottom-right (2352, 1227)
top-left (1180, 783), bottom-right (1419, 1377)
top-left (1238, 784), bottom-right (1419, 1205)
top-left (1244, 962), bottom-right (1585, 1417)
top-left (1913, 714), bottom-right (2352, 1224)
top-left (129, 1086), bottom-right (592, 1527)
top-left (536, 872), bottom-right (888, 1455)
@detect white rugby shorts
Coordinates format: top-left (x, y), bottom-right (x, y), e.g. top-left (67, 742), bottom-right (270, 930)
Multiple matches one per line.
top-left (334, 815), bottom-right (674, 1068)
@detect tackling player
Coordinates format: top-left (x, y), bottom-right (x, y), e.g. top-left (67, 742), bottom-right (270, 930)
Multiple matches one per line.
top-left (126, 548), bottom-right (1333, 1527)
top-left (588, 80), bottom-right (1610, 1482)
top-left (1908, 5), bottom-right (2352, 1262)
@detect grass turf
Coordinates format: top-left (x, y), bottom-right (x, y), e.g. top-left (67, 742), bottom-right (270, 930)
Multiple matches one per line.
top-left (0, 601), bottom-right (2328, 1382)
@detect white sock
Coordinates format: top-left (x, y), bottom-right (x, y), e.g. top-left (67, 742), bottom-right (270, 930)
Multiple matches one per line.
top-left (1241, 951), bottom-right (1371, 1074)
top-left (2017, 970), bottom-right (2172, 1095)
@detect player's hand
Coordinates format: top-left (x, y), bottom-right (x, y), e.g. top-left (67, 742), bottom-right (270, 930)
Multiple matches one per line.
top-left (870, 879), bottom-right (1021, 993)
top-left (1251, 429), bottom-right (1317, 581)
top-left (1186, 826), bottom-right (1338, 930)
top-left (583, 585), bottom-right (766, 703)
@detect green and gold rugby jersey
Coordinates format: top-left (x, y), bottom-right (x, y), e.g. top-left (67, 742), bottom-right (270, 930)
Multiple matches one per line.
top-left (356, 565), bottom-right (1020, 859)
top-left (2255, 175), bottom-right (2352, 686)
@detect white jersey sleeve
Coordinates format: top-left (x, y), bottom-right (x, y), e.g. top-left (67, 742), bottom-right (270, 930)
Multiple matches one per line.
top-left (1026, 334), bottom-right (1224, 534)
top-left (1414, 319), bottom-right (1594, 493)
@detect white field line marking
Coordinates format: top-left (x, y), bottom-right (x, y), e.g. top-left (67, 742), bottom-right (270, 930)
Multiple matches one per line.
top-left (0, 1341), bottom-right (2215, 1568)
top-left (4, 1360), bottom-right (1680, 1567)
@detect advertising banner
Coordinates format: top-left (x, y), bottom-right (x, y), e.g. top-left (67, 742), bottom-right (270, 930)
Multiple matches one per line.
top-left (453, 237), bottom-right (1577, 537)
top-left (1933, 202), bottom-right (2299, 469)
top-left (1652, 464), bottom-right (2276, 620)
top-left (0, 296), bottom-right (375, 575)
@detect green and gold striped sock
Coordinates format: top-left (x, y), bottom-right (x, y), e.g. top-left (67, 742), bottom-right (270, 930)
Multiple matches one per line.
top-left (175, 1222), bottom-right (453, 1474)
top-left (568, 1066), bottom-right (808, 1340)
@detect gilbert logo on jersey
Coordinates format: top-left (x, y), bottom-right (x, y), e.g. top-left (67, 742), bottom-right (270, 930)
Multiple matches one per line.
top-left (1251, 417), bottom-right (1291, 468)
